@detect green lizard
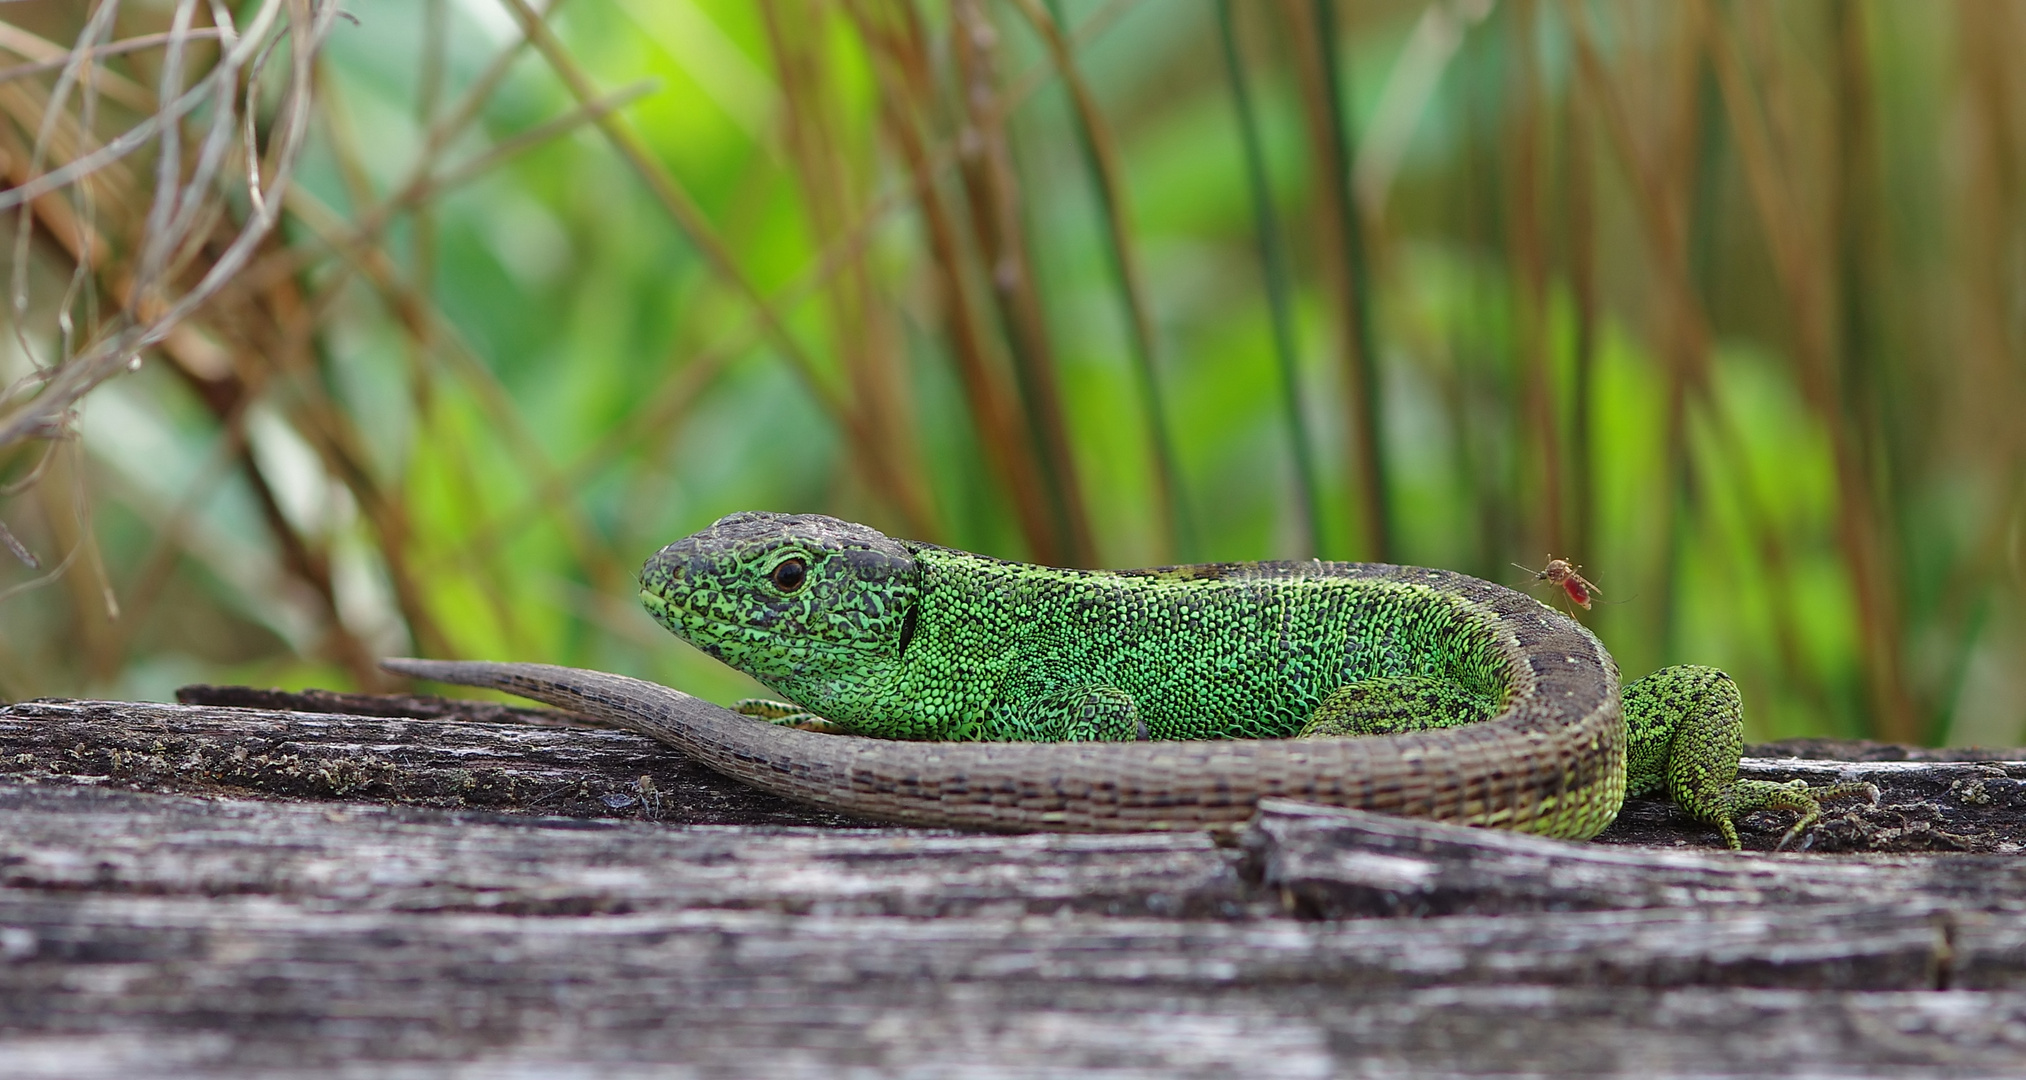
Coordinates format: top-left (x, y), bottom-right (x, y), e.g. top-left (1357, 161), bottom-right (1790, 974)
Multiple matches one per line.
top-left (390, 512), bottom-right (1874, 847)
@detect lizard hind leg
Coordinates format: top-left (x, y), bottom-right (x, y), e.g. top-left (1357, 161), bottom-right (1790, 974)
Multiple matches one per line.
top-left (1624, 665), bottom-right (1878, 850)
top-left (1297, 676), bottom-right (1496, 739)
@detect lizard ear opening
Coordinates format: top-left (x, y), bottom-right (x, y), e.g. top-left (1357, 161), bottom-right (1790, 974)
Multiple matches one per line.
top-left (897, 603), bottom-right (918, 659)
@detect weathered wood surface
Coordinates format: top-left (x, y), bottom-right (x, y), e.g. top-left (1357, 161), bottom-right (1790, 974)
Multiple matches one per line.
top-left (15, 693), bottom-right (2026, 851)
top-left (1249, 798), bottom-right (2026, 917)
top-left (5, 694), bottom-right (2026, 1076)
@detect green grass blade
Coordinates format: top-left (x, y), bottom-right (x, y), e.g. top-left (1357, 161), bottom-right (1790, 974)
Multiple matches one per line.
top-left (1309, 0), bottom-right (1392, 561)
top-left (1035, 0), bottom-right (1196, 561)
top-left (1215, 0), bottom-right (1326, 557)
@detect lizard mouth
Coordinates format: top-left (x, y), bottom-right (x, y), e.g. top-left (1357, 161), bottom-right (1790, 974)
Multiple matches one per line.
top-left (637, 587), bottom-right (679, 625)
top-left (639, 587), bottom-right (727, 636)
top-left (638, 586), bottom-right (787, 646)
top-left (638, 542), bottom-right (750, 636)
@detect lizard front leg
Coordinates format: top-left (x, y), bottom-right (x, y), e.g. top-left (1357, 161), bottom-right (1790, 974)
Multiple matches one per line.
top-left (1625, 665), bottom-right (1877, 849)
top-left (733, 698), bottom-right (848, 734)
top-left (1005, 685), bottom-right (1146, 742)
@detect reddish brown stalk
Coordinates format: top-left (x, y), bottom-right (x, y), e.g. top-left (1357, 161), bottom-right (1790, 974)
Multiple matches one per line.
top-left (1010, 0), bottom-right (1188, 562)
top-left (1504, 0), bottom-right (1564, 558)
top-left (434, 0), bottom-right (1149, 573)
top-left (1555, 3), bottom-right (1826, 719)
top-left (0, 21), bottom-right (155, 111)
top-left (1955, 0), bottom-right (2026, 462)
top-left (760, 0), bottom-right (936, 536)
top-left (215, 230), bottom-right (461, 666)
top-left (1828, 0), bottom-right (1916, 742)
top-left (1566, 8), bottom-right (1710, 367)
top-left (1700, 404), bottom-right (1838, 723)
top-left (1281, 0), bottom-right (1391, 561)
top-left (38, 450), bottom-right (117, 684)
top-left (1568, 3), bottom-right (1705, 661)
top-left (0, 91), bottom-right (399, 688)
top-left (496, 0), bottom-right (938, 541)
top-left (1698, 0), bottom-right (1917, 742)
top-left (279, 188), bottom-right (626, 651)
top-left (946, 0), bottom-right (1094, 566)
top-left (1946, 1), bottom-right (2026, 688)
top-left (1217, 0), bottom-right (1326, 558)
top-left (1563, 72), bottom-right (1598, 567)
top-left (848, 0), bottom-right (1062, 563)
top-left (443, 0), bottom-right (1145, 568)
top-left (233, 0), bottom-right (572, 301)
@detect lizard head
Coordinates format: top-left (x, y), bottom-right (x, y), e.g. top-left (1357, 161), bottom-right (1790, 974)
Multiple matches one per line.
top-left (639, 512), bottom-right (919, 693)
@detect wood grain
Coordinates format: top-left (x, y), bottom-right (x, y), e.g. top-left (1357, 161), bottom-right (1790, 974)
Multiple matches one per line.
top-left (5, 696), bottom-right (2026, 1075)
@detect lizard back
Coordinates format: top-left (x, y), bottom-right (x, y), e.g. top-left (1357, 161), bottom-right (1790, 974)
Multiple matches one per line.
top-left (894, 547), bottom-right (1516, 742)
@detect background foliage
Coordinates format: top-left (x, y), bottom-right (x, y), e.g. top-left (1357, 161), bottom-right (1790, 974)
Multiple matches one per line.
top-left (3, 0), bottom-right (2022, 746)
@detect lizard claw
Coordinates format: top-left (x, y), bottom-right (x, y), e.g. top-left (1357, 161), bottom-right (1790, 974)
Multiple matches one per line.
top-left (1766, 781), bottom-right (1877, 852)
top-left (1772, 814), bottom-right (1819, 853)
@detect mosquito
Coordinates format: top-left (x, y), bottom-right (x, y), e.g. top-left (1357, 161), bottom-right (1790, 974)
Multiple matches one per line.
top-left (1515, 556), bottom-right (1601, 611)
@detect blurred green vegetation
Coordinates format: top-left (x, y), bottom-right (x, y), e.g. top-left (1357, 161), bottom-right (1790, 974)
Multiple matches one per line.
top-left (1, 0), bottom-right (2021, 746)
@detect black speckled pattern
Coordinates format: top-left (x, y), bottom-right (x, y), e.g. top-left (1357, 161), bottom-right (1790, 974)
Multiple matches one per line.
top-left (642, 513), bottom-right (1513, 744)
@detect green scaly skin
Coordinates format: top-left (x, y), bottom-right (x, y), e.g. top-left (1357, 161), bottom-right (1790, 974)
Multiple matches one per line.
top-left (640, 512), bottom-right (1873, 848)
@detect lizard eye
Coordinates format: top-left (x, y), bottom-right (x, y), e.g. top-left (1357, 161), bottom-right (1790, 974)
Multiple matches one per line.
top-left (770, 557), bottom-right (808, 593)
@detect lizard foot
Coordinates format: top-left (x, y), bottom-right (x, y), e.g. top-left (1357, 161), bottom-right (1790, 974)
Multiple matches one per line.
top-left (734, 698), bottom-right (847, 734)
top-left (1723, 777), bottom-right (1882, 852)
